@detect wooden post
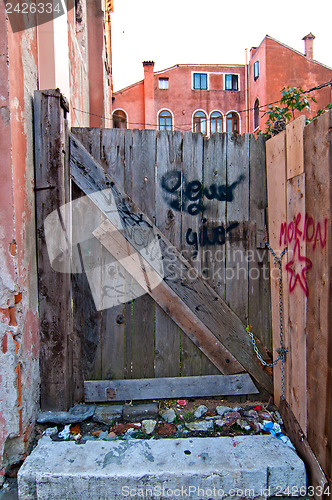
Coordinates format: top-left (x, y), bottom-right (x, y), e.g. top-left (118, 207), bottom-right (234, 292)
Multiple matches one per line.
top-left (34, 90), bottom-right (73, 410)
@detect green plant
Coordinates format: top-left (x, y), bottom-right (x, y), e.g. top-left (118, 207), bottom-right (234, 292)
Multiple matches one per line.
top-left (314, 102), bottom-right (332, 117)
top-left (259, 86), bottom-right (317, 138)
top-left (181, 411), bottom-right (196, 422)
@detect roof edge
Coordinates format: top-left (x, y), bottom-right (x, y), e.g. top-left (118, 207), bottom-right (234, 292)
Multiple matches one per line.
top-left (253, 35), bottom-right (332, 71)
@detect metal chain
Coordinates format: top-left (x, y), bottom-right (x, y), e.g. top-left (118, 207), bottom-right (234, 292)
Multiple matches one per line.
top-left (247, 242), bottom-right (288, 399)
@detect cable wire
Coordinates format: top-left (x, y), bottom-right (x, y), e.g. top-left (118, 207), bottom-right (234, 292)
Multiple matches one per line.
top-left (73, 79), bottom-right (332, 132)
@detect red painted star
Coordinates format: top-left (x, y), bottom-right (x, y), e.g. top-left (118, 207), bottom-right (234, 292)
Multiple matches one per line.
top-left (285, 238), bottom-right (312, 297)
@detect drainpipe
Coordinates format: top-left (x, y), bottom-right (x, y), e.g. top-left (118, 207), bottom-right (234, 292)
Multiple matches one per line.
top-left (245, 48), bottom-right (249, 133)
top-left (143, 61), bottom-right (155, 129)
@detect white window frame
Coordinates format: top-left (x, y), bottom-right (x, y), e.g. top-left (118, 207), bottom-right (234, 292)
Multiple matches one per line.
top-left (209, 109), bottom-right (224, 135)
top-left (157, 108), bottom-right (174, 131)
top-left (159, 77), bottom-right (169, 89)
top-left (112, 108), bottom-right (128, 128)
top-left (224, 73), bottom-right (240, 91)
top-left (192, 72), bottom-right (209, 90)
top-left (254, 60), bottom-right (259, 81)
top-left (225, 110), bottom-right (241, 134)
top-left (192, 109), bottom-right (208, 135)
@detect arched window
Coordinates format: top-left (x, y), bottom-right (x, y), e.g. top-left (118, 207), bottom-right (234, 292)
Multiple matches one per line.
top-left (113, 110), bottom-right (127, 129)
top-left (210, 111), bottom-right (223, 134)
top-left (226, 112), bottom-right (239, 134)
top-left (158, 110), bottom-right (172, 131)
top-left (254, 99), bottom-right (260, 129)
top-left (193, 111), bottom-right (207, 135)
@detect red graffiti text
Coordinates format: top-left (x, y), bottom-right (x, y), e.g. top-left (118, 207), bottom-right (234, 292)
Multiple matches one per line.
top-left (279, 213), bottom-right (328, 250)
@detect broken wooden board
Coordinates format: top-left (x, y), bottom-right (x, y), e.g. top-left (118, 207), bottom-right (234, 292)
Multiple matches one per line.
top-left (70, 134), bottom-right (273, 394)
top-left (84, 374), bottom-right (259, 402)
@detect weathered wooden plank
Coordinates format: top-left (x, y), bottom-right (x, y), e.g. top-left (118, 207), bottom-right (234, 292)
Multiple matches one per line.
top-left (84, 374), bottom-right (259, 402)
top-left (72, 127), bottom-right (101, 160)
top-left (279, 399), bottom-right (329, 500)
top-left (225, 133), bottom-right (250, 324)
top-left (155, 131), bottom-right (182, 377)
top-left (304, 111), bottom-right (332, 485)
top-left (71, 185), bottom-right (102, 382)
top-left (99, 129), bottom-right (126, 380)
top-left (199, 133), bottom-right (227, 375)
top-left (286, 115), bottom-right (305, 180)
top-left (266, 130), bottom-right (289, 404)
top-left (201, 133), bottom-right (227, 295)
top-left (70, 133), bottom-right (273, 393)
top-left (248, 135), bottom-right (272, 352)
top-left (101, 132), bottom-right (125, 380)
top-left (181, 132), bottom-right (206, 375)
top-left (124, 129), bottom-right (156, 378)
top-left (123, 130), bottom-right (134, 378)
top-left (34, 90), bottom-right (73, 410)
top-left (100, 128), bottom-right (125, 186)
top-left (71, 128), bottom-right (103, 382)
top-left (286, 173), bottom-right (307, 433)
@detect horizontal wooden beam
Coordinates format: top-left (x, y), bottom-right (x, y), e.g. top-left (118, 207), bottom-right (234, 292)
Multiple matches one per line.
top-left (84, 374), bottom-right (259, 402)
top-left (70, 134), bottom-right (273, 394)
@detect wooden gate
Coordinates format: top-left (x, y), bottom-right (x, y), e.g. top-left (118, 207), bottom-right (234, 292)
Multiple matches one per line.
top-left (34, 90), bottom-right (272, 409)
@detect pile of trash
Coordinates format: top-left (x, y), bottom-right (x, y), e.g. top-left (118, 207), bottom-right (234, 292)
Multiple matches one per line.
top-left (35, 400), bottom-right (295, 451)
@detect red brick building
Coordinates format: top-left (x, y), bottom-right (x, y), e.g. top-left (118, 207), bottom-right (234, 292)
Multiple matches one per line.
top-left (112, 34), bottom-right (332, 135)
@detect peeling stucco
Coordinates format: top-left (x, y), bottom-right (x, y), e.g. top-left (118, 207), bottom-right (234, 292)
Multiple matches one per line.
top-left (0, 16), bottom-right (40, 473)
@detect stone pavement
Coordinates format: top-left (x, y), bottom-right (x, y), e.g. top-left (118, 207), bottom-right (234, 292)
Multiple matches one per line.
top-left (18, 435), bottom-right (306, 500)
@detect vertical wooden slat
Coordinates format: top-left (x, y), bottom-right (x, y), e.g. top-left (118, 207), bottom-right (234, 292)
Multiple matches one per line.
top-left (248, 135), bottom-right (272, 351)
top-left (201, 133), bottom-right (227, 296)
top-left (266, 130), bottom-right (289, 405)
top-left (155, 131), bottom-right (182, 377)
top-left (286, 115), bottom-right (306, 180)
top-left (225, 133), bottom-right (250, 324)
top-left (71, 128), bottom-right (103, 382)
top-left (34, 90), bottom-right (72, 410)
top-left (71, 185), bottom-right (103, 383)
top-left (124, 129), bottom-right (156, 378)
top-left (304, 111), bottom-right (332, 484)
top-left (100, 129), bottom-right (126, 380)
top-left (286, 173), bottom-right (307, 432)
top-left (200, 133), bottom-right (227, 375)
top-left (123, 130), bottom-right (134, 378)
top-left (180, 132), bottom-right (205, 376)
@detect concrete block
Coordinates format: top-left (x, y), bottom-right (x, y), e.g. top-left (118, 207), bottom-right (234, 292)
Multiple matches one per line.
top-left (92, 405), bottom-right (123, 425)
top-left (18, 435), bottom-right (306, 500)
top-left (37, 405), bottom-right (96, 424)
top-left (122, 403), bottom-right (158, 422)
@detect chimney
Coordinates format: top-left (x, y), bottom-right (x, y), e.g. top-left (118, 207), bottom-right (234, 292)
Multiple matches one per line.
top-left (302, 33), bottom-right (315, 60)
top-left (143, 61), bottom-right (155, 129)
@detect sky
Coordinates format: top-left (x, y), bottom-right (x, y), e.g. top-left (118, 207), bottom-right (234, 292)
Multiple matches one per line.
top-left (111, 0), bottom-right (332, 92)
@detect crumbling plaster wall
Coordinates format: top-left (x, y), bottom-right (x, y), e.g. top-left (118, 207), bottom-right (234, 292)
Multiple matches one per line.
top-left (0, 8), bottom-right (40, 476)
top-left (68, 0), bottom-right (89, 127)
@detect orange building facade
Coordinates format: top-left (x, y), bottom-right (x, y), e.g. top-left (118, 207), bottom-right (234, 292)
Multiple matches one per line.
top-left (112, 34), bottom-right (332, 135)
top-left (248, 34), bottom-right (332, 133)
